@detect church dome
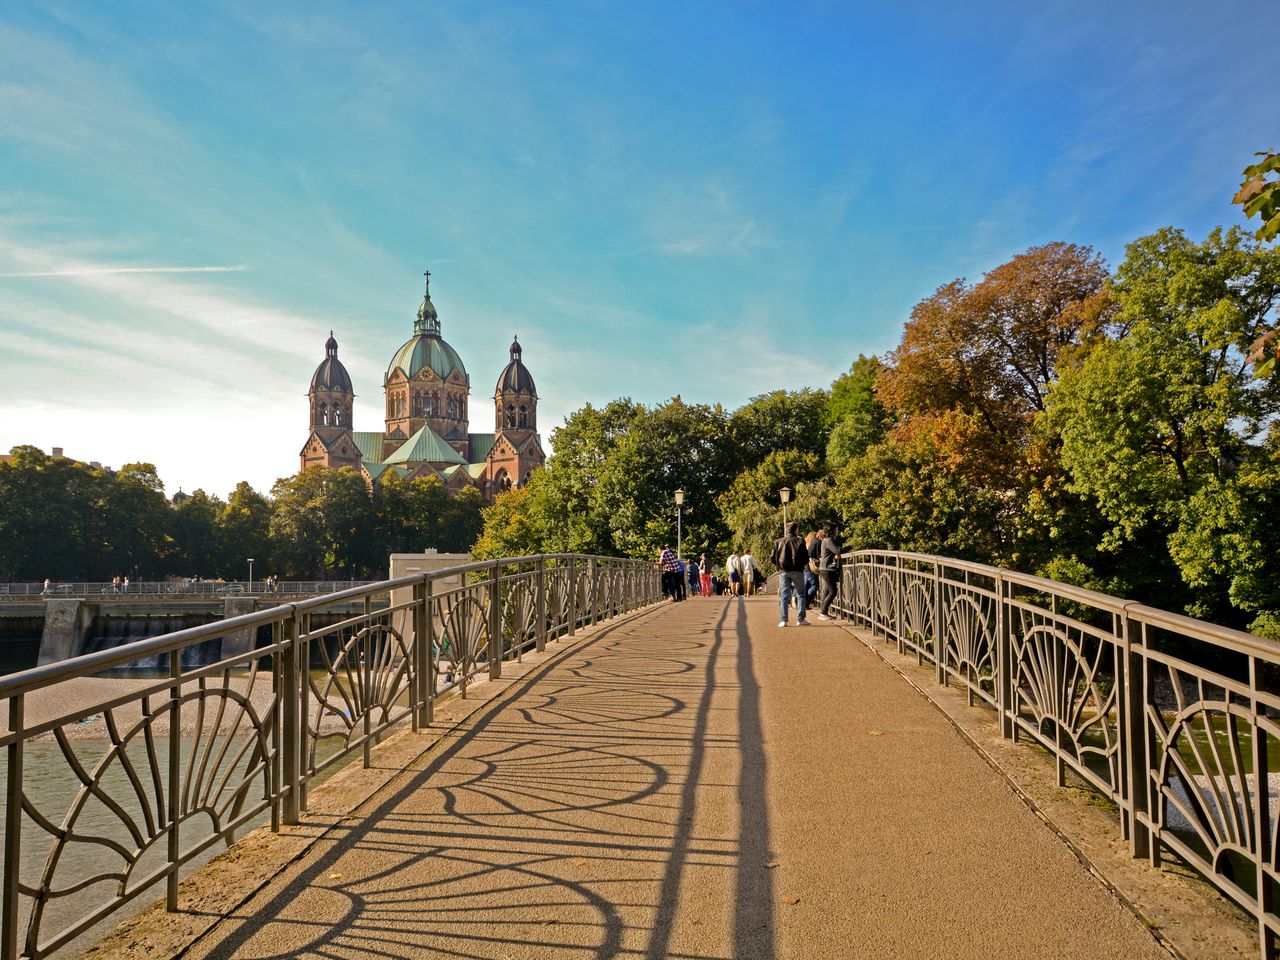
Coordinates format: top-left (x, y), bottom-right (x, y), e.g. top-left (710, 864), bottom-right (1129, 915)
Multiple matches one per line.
top-left (386, 335), bottom-right (468, 384)
top-left (495, 337), bottom-right (537, 396)
top-left (311, 332), bottom-right (353, 392)
top-left (385, 272), bottom-right (470, 385)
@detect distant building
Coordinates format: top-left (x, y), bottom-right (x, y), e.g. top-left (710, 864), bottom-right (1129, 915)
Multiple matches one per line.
top-left (299, 272), bottom-right (545, 498)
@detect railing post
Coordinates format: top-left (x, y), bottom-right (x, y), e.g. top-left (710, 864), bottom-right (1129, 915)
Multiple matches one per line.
top-left (417, 578), bottom-right (435, 725)
top-left (567, 557), bottom-right (578, 638)
top-left (3, 695), bottom-right (25, 960)
top-left (894, 556), bottom-right (905, 655)
top-left (488, 561), bottom-right (502, 680)
top-left (535, 557), bottom-right (547, 653)
top-left (996, 572), bottom-right (1014, 739)
top-left (588, 558), bottom-right (599, 627)
top-left (166, 648), bottom-right (181, 911)
top-left (1250, 654), bottom-right (1277, 960)
top-left (281, 610), bottom-right (300, 826)
top-left (934, 563), bottom-right (946, 685)
top-left (1121, 610), bottom-right (1153, 863)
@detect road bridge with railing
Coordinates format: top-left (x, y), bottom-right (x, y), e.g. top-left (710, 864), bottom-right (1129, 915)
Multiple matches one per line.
top-left (0, 553), bottom-right (1272, 959)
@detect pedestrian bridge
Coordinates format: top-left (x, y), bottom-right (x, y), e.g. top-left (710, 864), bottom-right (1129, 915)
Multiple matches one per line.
top-left (0, 555), bottom-right (1272, 958)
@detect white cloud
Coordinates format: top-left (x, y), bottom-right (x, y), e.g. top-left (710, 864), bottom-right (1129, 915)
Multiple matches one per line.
top-left (0, 265), bottom-right (248, 277)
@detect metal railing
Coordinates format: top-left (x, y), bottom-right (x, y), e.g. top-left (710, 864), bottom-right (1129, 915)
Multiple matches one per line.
top-left (835, 550), bottom-right (1280, 958)
top-left (0, 554), bottom-right (661, 959)
top-left (0, 581), bottom-right (380, 600)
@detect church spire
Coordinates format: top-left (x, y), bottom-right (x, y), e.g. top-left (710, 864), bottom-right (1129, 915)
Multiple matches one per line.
top-left (414, 268), bottom-right (441, 337)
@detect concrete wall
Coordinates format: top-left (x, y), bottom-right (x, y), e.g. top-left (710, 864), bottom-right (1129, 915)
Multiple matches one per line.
top-left (38, 600), bottom-right (97, 665)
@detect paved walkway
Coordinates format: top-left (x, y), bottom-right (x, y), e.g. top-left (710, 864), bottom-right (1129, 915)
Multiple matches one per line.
top-left (183, 599), bottom-right (1166, 960)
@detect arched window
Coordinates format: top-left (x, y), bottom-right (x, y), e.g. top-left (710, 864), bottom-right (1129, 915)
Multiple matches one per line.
top-left (318, 402), bottom-right (328, 426)
top-left (448, 396), bottom-right (457, 418)
top-left (505, 404), bottom-right (516, 428)
top-left (518, 405), bottom-right (528, 428)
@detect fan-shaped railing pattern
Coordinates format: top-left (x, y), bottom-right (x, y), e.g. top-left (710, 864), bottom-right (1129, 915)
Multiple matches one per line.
top-left (832, 550), bottom-right (1280, 958)
top-left (0, 554), bottom-right (661, 959)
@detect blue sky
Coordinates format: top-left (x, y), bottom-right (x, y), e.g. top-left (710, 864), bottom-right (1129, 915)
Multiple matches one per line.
top-left (1, 1), bottom-right (1276, 496)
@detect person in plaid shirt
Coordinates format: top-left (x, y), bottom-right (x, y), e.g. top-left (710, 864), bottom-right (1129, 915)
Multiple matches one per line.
top-left (658, 545), bottom-right (681, 602)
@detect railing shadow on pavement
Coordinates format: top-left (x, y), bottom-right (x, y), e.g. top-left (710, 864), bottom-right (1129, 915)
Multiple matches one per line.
top-left (834, 549), bottom-right (1280, 960)
top-left (181, 601), bottom-right (773, 960)
top-left (0, 554), bottom-right (661, 960)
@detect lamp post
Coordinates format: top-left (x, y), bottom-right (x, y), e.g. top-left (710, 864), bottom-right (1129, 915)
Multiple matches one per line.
top-left (674, 488), bottom-right (685, 560)
top-left (247, 558), bottom-right (255, 592)
top-left (779, 487), bottom-right (791, 535)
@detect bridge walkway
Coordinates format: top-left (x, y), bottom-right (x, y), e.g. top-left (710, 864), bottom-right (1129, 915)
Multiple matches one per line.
top-left (174, 597), bottom-right (1165, 960)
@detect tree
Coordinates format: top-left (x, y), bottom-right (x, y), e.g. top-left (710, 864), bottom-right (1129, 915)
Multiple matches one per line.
top-left (877, 244), bottom-right (1111, 443)
top-left (169, 490), bottom-right (225, 577)
top-left (728, 389), bottom-right (829, 469)
top-left (220, 482), bottom-right (273, 579)
top-left (1234, 150), bottom-right (1280, 378)
top-left (826, 355), bottom-right (890, 469)
top-left (269, 468), bottom-right (375, 578)
top-left (1048, 226), bottom-right (1280, 621)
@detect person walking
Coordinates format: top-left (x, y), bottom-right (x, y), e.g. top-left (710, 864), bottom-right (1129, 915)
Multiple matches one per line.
top-left (699, 553), bottom-right (712, 597)
top-left (804, 531), bottom-right (821, 608)
top-left (726, 551), bottom-right (742, 596)
top-left (740, 549), bottom-right (759, 597)
top-left (771, 522), bottom-right (811, 627)
top-left (658, 546), bottom-right (681, 602)
top-left (686, 558), bottom-right (701, 597)
top-left (817, 523), bottom-right (843, 620)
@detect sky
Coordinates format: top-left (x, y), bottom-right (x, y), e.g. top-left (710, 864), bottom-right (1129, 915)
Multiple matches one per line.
top-left (1, 1), bottom-right (1277, 497)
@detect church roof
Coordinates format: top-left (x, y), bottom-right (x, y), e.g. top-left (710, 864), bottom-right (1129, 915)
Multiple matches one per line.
top-left (311, 332), bottom-right (354, 392)
top-left (465, 462), bottom-right (489, 480)
top-left (468, 433), bottom-right (496, 461)
top-left (386, 334), bottom-right (469, 385)
top-left (495, 337), bottom-right (536, 396)
top-left (385, 272), bottom-right (469, 385)
top-left (385, 425), bottom-right (467, 466)
top-left (351, 431), bottom-right (386, 465)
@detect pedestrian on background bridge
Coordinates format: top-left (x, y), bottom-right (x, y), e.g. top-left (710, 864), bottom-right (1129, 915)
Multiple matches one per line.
top-left (699, 553), bottom-right (712, 596)
top-left (771, 522), bottom-right (811, 627)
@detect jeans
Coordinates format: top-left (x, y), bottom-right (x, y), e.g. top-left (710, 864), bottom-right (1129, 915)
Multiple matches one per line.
top-left (779, 570), bottom-right (808, 623)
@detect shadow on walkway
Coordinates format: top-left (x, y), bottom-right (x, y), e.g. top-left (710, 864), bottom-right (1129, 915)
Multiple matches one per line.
top-left (187, 600), bottom-right (775, 960)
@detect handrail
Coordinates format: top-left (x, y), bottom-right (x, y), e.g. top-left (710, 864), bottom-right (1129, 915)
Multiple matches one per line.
top-left (835, 549), bottom-right (1279, 958)
top-left (0, 553), bottom-right (663, 959)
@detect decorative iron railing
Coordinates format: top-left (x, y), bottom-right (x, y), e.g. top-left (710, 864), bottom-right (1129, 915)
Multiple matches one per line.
top-left (835, 550), bottom-right (1280, 958)
top-left (0, 554), bottom-right (661, 959)
top-left (0, 580), bottom-right (381, 599)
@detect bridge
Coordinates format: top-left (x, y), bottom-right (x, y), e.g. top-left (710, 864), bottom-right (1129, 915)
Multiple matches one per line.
top-left (0, 554), bottom-right (1272, 958)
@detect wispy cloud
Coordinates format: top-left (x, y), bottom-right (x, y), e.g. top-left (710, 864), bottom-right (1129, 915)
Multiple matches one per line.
top-left (0, 265), bottom-right (249, 277)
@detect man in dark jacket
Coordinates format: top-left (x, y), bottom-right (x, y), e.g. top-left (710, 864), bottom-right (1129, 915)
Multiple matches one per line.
top-left (770, 521), bottom-right (810, 627)
top-left (817, 524), bottom-right (843, 620)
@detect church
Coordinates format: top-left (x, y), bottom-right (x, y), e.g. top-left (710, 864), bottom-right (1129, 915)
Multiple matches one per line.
top-left (299, 272), bottom-right (545, 499)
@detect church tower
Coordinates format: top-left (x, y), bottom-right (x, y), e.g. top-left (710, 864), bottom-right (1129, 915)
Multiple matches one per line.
top-left (382, 272), bottom-right (471, 459)
top-left (485, 336), bottom-right (545, 494)
top-left (300, 332), bottom-right (361, 472)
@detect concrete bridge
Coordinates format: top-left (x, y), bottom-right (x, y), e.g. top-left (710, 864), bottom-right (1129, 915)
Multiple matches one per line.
top-left (0, 554), bottom-right (1271, 959)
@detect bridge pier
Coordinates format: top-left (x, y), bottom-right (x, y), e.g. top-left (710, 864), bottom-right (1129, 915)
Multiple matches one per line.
top-left (37, 599), bottom-right (96, 665)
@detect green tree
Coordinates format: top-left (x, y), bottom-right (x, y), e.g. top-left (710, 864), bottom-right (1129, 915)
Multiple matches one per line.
top-left (728, 389), bottom-right (829, 469)
top-left (826, 355), bottom-right (890, 469)
top-left (0, 446), bottom-right (109, 580)
top-left (269, 468), bottom-right (375, 578)
top-left (220, 482), bottom-right (273, 580)
top-left (1048, 226), bottom-right (1280, 620)
top-left (169, 490), bottom-right (225, 577)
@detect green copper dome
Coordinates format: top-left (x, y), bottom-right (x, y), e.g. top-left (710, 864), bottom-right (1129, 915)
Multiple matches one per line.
top-left (385, 334), bottom-right (469, 384)
top-left (385, 270), bottom-right (470, 385)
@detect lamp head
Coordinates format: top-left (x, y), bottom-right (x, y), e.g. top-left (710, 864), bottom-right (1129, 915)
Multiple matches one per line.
top-left (779, 487), bottom-right (792, 504)
top-left (674, 488), bottom-right (685, 506)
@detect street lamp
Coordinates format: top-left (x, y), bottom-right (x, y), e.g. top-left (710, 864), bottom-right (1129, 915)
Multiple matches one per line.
top-left (247, 557), bottom-right (255, 592)
top-left (779, 487), bottom-right (791, 534)
top-left (674, 488), bottom-right (685, 560)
